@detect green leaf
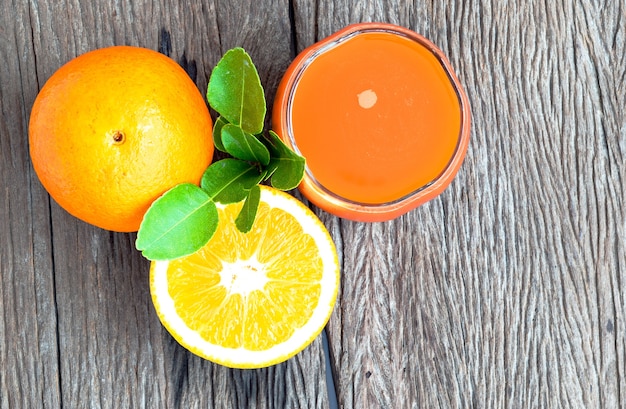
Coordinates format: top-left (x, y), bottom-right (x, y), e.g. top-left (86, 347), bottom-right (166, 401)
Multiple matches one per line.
top-left (201, 158), bottom-right (265, 204)
top-left (235, 185), bottom-right (261, 233)
top-left (136, 183), bottom-right (218, 261)
top-left (207, 48), bottom-right (266, 134)
top-left (212, 116), bottom-right (229, 152)
top-left (264, 131), bottom-right (306, 190)
top-left (221, 124), bottom-right (270, 165)
top-left (134, 48), bottom-right (310, 262)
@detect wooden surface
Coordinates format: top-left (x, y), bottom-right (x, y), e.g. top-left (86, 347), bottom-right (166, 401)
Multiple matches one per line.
top-left (1, 0), bottom-right (624, 407)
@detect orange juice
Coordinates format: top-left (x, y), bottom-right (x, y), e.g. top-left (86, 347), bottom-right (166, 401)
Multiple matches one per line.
top-left (273, 23), bottom-right (471, 221)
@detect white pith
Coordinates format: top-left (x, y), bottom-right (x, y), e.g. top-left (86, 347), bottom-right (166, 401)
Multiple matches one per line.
top-left (218, 254), bottom-right (269, 297)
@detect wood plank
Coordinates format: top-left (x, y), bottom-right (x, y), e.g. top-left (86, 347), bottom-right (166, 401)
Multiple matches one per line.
top-left (17, 0), bottom-right (330, 407)
top-left (295, 0), bottom-right (626, 407)
top-left (0, 0), bottom-right (61, 407)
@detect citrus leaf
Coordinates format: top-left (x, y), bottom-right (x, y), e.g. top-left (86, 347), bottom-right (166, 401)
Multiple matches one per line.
top-left (201, 158), bottom-right (264, 204)
top-left (264, 131), bottom-right (306, 190)
top-left (207, 48), bottom-right (266, 134)
top-left (235, 185), bottom-right (261, 233)
top-left (136, 183), bottom-right (218, 261)
top-left (212, 116), bottom-right (229, 152)
top-left (221, 124), bottom-right (270, 165)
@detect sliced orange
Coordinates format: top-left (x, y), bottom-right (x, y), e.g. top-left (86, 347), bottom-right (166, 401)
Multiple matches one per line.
top-left (150, 186), bottom-right (340, 368)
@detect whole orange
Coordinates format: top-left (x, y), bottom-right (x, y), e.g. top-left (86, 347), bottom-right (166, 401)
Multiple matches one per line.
top-left (29, 46), bottom-right (214, 232)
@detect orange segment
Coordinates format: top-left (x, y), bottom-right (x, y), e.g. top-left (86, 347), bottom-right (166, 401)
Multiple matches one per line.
top-left (150, 186), bottom-right (339, 368)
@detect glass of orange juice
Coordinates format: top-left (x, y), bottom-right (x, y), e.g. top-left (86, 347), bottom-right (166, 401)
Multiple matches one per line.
top-left (273, 22), bottom-right (471, 221)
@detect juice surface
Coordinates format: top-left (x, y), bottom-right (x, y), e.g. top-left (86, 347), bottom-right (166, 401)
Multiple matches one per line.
top-left (290, 31), bottom-right (462, 204)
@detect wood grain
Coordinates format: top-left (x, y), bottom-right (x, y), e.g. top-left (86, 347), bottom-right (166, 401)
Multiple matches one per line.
top-left (0, 0), bottom-right (61, 407)
top-left (1, 0), bottom-right (625, 408)
top-left (2, 0), bottom-right (328, 407)
top-left (303, 0), bottom-right (626, 407)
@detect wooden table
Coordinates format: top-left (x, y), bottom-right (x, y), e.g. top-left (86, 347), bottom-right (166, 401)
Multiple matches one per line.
top-left (1, 0), bottom-right (624, 407)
